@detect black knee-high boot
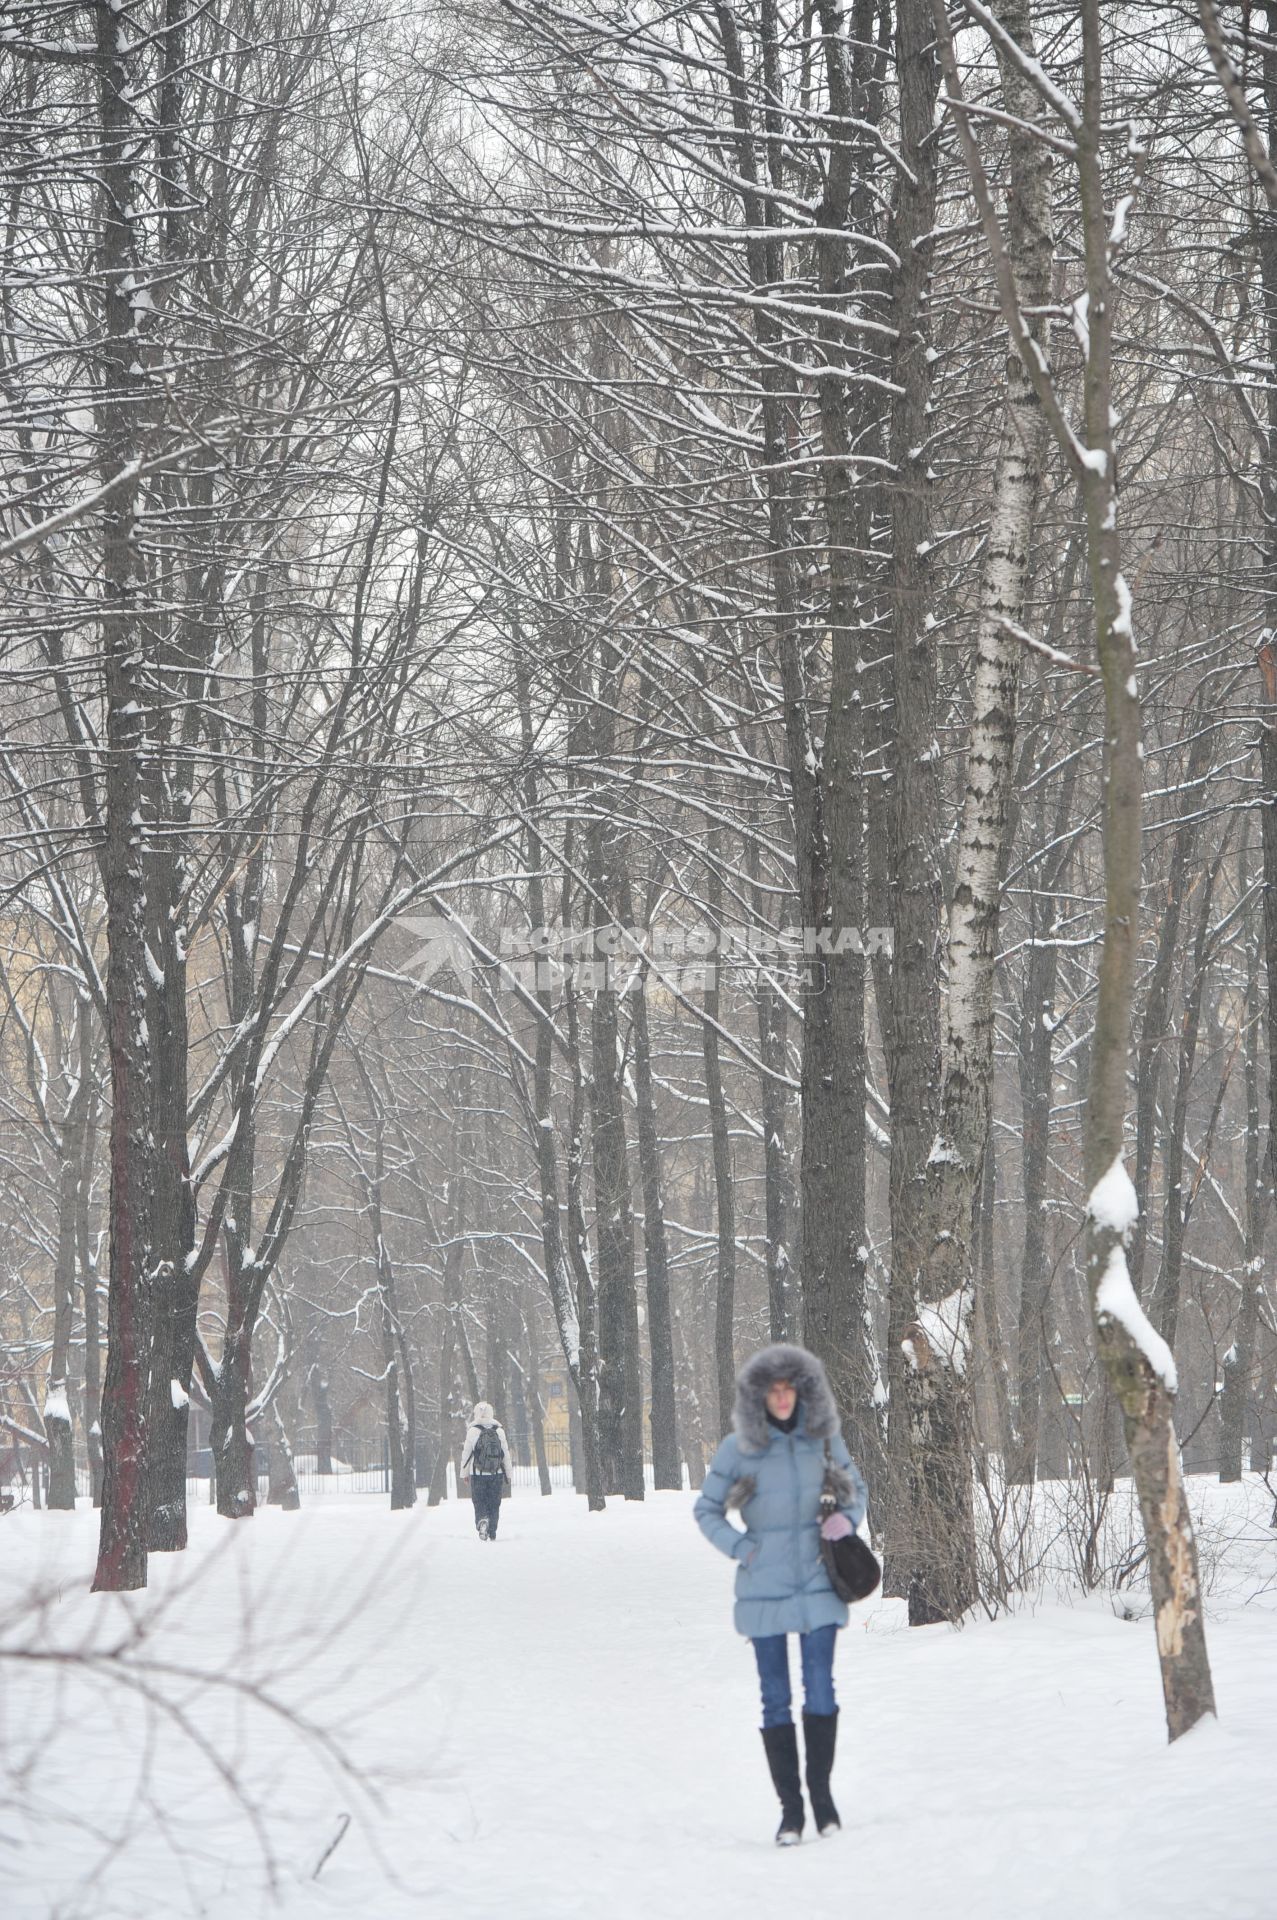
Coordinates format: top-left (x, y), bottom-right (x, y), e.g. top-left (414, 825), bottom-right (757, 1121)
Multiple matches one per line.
top-left (802, 1709), bottom-right (840, 1836)
top-left (760, 1723), bottom-right (805, 1845)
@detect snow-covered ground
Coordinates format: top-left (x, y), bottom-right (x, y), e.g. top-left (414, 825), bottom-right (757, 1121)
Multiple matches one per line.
top-left (2, 1478), bottom-right (1274, 1920)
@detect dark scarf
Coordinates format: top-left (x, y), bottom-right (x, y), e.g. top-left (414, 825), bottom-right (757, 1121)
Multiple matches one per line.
top-left (766, 1407), bottom-right (799, 1434)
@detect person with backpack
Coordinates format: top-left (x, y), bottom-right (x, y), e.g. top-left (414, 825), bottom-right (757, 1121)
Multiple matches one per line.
top-left (460, 1400), bottom-right (513, 1540)
top-left (693, 1343), bottom-right (869, 1846)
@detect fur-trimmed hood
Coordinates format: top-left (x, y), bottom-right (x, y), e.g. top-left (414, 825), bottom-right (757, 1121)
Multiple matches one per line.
top-left (731, 1343), bottom-right (840, 1455)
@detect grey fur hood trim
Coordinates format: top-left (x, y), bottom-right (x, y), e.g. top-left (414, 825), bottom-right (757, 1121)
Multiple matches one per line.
top-left (732, 1342), bottom-right (840, 1454)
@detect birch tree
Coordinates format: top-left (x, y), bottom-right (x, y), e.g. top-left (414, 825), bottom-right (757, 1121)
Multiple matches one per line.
top-left (936, 0), bottom-right (1217, 1736)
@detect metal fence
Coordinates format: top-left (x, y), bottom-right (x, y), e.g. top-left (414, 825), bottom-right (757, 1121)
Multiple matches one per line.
top-left (181, 1431), bottom-right (579, 1502)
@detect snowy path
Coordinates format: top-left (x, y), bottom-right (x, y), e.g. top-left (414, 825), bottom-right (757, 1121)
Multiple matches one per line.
top-left (3, 1486), bottom-right (1275, 1919)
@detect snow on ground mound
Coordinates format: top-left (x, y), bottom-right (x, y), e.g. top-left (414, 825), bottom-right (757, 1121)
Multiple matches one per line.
top-left (1, 1482), bottom-right (1273, 1919)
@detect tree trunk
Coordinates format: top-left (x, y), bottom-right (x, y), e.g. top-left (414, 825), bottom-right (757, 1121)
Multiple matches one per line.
top-left (522, 1312), bottom-right (554, 1496)
top-left (378, 1239), bottom-right (415, 1512)
top-left (588, 910), bottom-right (644, 1499)
top-left (1011, 832), bottom-right (1065, 1485)
top-left (145, 924), bottom-right (196, 1550)
top-left (936, 0), bottom-right (1217, 1732)
top-left (1148, 852), bottom-right (1225, 1350)
top-left (46, 1017), bottom-right (95, 1510)
top-left (884, 0), bottom-right (946, 1611)
top-left (81, 1087), bottom-right (104, 1508)
top-left (713, 0), bottom-right (857, 1453)
top-left (902, 0), bottom-right (1054, 1622)
top-left (1069, 1), bottom-right (1214, 1740)
top-left (1221, 924), bottom-right (1266, 1480)
top-left (512, 640), bottom-right (606, 1509)
top-left (210, 1323), bottom-right (257, 1523)
top-left (267, 1402), bottom-right (300, 1511)
top-left (92, 0), bottom-right (159, 1594)
top-left (1128, 722), bottom-right (1213, 1300)
top-left (562, 942), bottom-right (609, 1506)
top-left (621, 874), bottom-right (680, 1489)
top-left (799, 0), bottom-right (885, 1502)
top-left (702, 856), bottom-right (738, 1432)
top-left (427, 1303), bottom-right (456, 1508)
top-left (309, 1343), bottom-right (335, 1477)
top-left (749, 830), bottom-right (796, 1342)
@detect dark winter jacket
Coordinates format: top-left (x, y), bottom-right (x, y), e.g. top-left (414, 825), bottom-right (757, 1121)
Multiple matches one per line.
top-left (694, 1344), bottom-right (868, 1638)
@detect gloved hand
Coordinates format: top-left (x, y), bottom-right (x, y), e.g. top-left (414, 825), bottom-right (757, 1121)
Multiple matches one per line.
top-left (821, 1512), bottom-right (854, 1541)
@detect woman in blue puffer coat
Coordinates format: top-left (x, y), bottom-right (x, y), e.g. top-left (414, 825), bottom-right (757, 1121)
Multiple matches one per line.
top-left (694, 1342), bottom-right (869, 1846)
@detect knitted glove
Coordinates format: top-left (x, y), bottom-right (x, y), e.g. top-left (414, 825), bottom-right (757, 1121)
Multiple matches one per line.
top-left (821, 1512), bottom-right (854, 1541)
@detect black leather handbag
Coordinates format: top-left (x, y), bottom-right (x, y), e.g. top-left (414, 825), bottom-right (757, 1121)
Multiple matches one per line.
top-left (819, 1441), bottom-right (882, 1603)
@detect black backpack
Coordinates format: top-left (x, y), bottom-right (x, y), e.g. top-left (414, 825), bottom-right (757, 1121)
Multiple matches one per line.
top-left (472, 1425), bottom-right (505, 1475)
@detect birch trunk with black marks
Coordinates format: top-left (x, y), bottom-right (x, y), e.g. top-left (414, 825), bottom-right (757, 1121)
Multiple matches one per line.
top-left (901, 0), bottom-right (1053, 1620)
top-left (938, 0), bottom-right (1216, 1733)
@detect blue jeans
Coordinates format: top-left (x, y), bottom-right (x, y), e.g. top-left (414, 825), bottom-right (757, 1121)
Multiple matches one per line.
top-left (751, 1625), bottom-right (838, 1728)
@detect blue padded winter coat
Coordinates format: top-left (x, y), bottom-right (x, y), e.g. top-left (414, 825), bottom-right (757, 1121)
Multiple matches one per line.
top-left (694, 1382), bottom-right (868, 1639)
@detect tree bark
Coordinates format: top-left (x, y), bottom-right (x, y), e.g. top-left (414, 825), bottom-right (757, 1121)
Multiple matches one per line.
top-left (902, 0), bottom-right (1054, 1621)
top-left (1148, 849), bottom-right (1226, 1351)
top-left (267, 1402), bottom-right (300, 1511)
top-left (522, 1310), bottom-right (554, 1496)
top-left (701, 859), bottom-right (738, 1434)
top-left (800, 0), bottom-right (885, 1500)
top-left (1069, 0), bottom-right (1215, 1740)
top-left (1220, 923), bottom-right (1266, 1481)
top-left (883, 0), bottom-right (946, 1611)
top-left (628, 931), bottom-right (681, 1488)
top-left (92, 0), bottom-right (159, 1594)
top-left (937, 0), bottom-right (1217, 1735)
top-left (46, 1013), bottom-right (95, 1510)
top-left (512, 646), bottom-right (606, 1508)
